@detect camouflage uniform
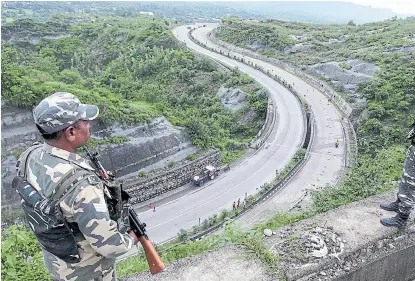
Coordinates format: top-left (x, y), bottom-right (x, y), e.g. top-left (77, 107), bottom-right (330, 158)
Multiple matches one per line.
top-left (397, 144), bottom-right (415, 216)
top-left (17, 92), bottom-right (135, 281)
top-left (381, 125), bottom-right (415, 227)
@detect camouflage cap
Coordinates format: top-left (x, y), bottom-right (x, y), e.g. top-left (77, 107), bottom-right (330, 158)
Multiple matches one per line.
top-left (407, 122), bottom-right (415, 140)
top-left (33, 92), bottom-right (99, 134)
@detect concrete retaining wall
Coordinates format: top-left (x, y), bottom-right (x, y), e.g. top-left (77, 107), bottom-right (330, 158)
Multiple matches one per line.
top-left (334, 242), bottom-right (415, 281)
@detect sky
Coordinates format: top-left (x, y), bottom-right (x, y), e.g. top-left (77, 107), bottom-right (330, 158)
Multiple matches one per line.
top-left (147, 0), bottom-right (415, 15)
top-left (3, 0), bottom-right (415, 15)
top-left (289, 0), bottom-right (415, 15)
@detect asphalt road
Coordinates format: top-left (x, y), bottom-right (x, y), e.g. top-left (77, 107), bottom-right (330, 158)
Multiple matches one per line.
top-left (189, 24), bottom-right (346, 227)
top-left (128, 24), bottom-right (345, 248)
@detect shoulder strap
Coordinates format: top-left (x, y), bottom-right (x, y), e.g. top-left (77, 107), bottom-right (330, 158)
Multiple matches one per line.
top-left (51, 169), bottom-right (92, 201)
top-left (18, 143), bottom-right (43, 178)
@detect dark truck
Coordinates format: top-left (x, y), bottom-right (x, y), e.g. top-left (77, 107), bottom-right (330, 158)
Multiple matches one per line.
top-left (192, 165), bottom-right (221, 186)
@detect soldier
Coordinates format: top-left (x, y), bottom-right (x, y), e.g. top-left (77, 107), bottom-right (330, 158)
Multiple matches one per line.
top-left (15, 92), bottom-right (138, 281)
top-left (380, 123), bottom-right (415, 228)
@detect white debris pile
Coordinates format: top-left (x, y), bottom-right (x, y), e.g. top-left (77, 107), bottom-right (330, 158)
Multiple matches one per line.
top-left (268, 226), bottom-right (346, 265)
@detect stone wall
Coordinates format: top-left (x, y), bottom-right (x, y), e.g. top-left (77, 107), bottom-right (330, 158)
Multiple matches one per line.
top-left (94, 118), bottom-right (194, 177)
top-left (122, 149), bottom-right (221, 205)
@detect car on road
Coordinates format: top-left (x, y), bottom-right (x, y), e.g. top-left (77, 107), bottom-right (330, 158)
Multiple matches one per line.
top-left (192, 165), bottom-right (221, 186)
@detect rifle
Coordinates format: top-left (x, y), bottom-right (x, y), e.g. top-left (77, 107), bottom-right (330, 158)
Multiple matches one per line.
top-left (83, 146), bottom-right (165, 275)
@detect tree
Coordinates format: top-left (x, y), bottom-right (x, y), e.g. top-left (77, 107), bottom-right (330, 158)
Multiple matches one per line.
top-left (347, 20), bottom-right (356, 26)
top-left (177, 229), bottom-right (188, 242)
top-left (59, 69), bottom-right (82, 84)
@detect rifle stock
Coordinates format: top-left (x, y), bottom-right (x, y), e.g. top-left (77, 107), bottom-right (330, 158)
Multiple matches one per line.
top-left (129, 208), bottom-right (166, 274)
top-left (138, 236), bottom-right (165, 274)
top-left (83, 146), bottom-right (165, 274)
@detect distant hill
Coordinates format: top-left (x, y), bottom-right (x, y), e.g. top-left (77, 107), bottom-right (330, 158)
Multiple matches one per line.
top-left (1, 1), bottom-right (402, 24)
top-left (214, 1), bottom-right (399, 24)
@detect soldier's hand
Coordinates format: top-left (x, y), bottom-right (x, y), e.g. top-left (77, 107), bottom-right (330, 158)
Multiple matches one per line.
top-left (128, 230), bottom-right (139, 245)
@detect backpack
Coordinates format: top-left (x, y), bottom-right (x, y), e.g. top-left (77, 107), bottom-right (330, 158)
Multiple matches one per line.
top-left (13, 144), bottom-right (91, 263)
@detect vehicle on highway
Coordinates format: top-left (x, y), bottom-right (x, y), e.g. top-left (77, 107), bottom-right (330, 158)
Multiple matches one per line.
top-left (192, 165), bottom-right (221, 186)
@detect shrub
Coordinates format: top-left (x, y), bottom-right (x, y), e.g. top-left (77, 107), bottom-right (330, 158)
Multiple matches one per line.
top-left (201, 219), bottom-right (210, 230)
top-left (186, 154), bottom-right (197, 161)
top-left (1, 225), bottom-right (50, 281)
top-left (339, 62), bottom-right (352, 70)
top-left (219, 209), bottom-right (229, 221)
top-left (177, 229), bottom-right (188, 242)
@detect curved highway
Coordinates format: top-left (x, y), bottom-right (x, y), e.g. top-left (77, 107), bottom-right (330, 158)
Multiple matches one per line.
top-left (130, 24), bottom-right (345, 246)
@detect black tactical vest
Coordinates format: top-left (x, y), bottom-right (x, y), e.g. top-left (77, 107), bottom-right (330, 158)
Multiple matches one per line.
top-left (13, 145), bottom-right (90, 263)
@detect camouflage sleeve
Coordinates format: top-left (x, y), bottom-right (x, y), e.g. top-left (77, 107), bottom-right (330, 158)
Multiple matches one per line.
top-left (71, 183), bottom-right (135, 258)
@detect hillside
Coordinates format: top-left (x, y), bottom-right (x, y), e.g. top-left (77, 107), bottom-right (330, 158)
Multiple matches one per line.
top-left (1, 15), bottom-right (267, 161)
top-left (1, 1), bottom-right (405, 25)
top-left (1, 1), bottom-right (262, 24)
top-left (216, 17), bottom-right (415, 155)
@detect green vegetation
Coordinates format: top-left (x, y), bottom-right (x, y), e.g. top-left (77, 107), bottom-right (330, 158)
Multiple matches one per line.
top-left (218, 17), bottom-right (415, 67)
top-left (3, 9), bottom-right (413, 281)
top-left (1, 226), bottom-right (51, 281)
top-left (339, 62), bottom-right (352, 70)
top-left (0, 199), bottom-right (307, 280)
top-left (277, 148), bottom-right (306, 181)
top-left (115, 142), bottom-right (405, 277)
top-left (117, 216), bottom-right (299, 278)
top-left (86, 136), bottom-right (129, 150)
top-left (1, 1), bottom-right (262, 24)
top-left (219, 17), bottom-right (294, 51)
top-left (1, 1), bottom-right (399, 25)
top-left (14, 150), bottom-right (24, 159)
top-left (116, 210), bottom-right (310, 278)
top-left (312, 145), bottom-right (405, 212)
top-left (2, 15), bottom-right (267, 163)
top-left (186, 153), bottom-right (197, 161)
